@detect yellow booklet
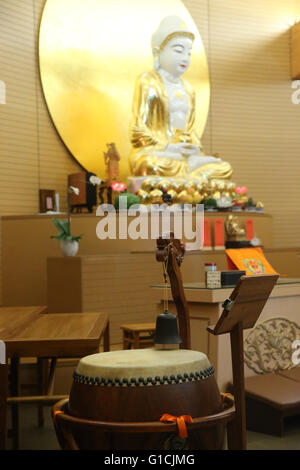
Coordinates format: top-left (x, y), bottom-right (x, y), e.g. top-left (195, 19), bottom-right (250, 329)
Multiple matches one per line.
top-left (226, 247), bottom-right (278, 275)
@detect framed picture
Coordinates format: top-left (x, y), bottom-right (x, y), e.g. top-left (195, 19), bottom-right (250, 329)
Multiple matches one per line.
top-left (39, 189), bottom-right (56, 213)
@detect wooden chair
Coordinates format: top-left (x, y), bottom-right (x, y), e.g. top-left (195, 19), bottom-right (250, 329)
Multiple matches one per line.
top-left (53, 393), bottom-right (235, 450)
top-left (7, 356), bottom-right (68, 449)
top-left (239, 317), bottom-right (300, 436)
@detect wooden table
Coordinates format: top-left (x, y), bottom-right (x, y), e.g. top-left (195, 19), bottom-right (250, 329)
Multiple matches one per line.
top-left (0, 306), bottom-right (109, 449)
top-left (151, 278), bottom-right (300, 391)
top-left (0, 306), bottom-right (48, 339)
top-left (2, 308), bottom-right (109, 357)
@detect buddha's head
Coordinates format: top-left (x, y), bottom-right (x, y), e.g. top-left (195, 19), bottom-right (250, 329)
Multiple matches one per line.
top-left (151, 16), bottom-right (195, 77)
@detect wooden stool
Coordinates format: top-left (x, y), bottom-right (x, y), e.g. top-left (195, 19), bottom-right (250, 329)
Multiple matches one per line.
top-left (120, 323), bottom-right (155, 349)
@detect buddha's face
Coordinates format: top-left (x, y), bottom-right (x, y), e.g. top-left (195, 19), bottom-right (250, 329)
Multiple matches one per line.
top-left (158, 35), bottom-right (193, 77)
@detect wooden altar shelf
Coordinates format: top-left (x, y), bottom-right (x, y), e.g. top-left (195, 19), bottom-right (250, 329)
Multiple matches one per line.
top-left (1, 211), bottom-right (273, 307)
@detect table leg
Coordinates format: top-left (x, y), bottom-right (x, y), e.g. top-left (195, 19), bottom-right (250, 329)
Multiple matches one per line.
top-left (47, 358), bottom-right (57, 395)
top-left (0, 363), bottom-right (8, 450)
top-left (122, 330), bottom-right (131, 349)
top-left (133, 332), bottom-right (139, 349)
top-left (38, 357), bottom-right (57, 427)
top-left (10, 357), bottom-right (20, 450)
top-left (122, 331), bottom-right (126, 349)
top-left (37, 358), bottom-right (48, 427)
top-left (103, 322), bottom-right (110, 352)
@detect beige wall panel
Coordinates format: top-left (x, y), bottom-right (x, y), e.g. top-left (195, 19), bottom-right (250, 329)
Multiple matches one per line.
top-left (0, 0), bottom-right (81, 220)
top-left (33, 0), bottom-right (81, 211)
top-left (0, 0), bottom-right (38, 216)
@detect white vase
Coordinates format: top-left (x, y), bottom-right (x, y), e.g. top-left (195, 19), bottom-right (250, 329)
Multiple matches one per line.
top-left (60, 239), bottom-right (79, 257)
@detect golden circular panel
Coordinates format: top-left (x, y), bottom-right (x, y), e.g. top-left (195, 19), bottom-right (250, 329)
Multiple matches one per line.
top-left (39, 0), bottom-right (210, 181)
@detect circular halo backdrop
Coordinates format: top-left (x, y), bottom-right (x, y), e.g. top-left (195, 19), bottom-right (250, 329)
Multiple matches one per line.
top-left (39, 0), bottom-right (210, 182)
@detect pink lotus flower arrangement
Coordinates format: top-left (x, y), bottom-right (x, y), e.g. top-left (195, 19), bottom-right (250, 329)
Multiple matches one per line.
top-left (111, 182), bottom-right (127, 192)
top-left (235, 186), bottom-right (248, 195)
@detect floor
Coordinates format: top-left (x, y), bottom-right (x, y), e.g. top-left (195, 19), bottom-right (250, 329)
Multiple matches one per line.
top-left (6, 405), bottom-right (60, 451)
top-left (247, 415), bottom-right (300, 450)
top-left (5, 406), bottom-right (300, 450)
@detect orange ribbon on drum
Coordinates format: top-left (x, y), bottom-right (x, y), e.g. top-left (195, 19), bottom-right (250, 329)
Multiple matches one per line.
top-left (53, 410), bottom-right (63, 427)
top-left (160, 413), bottom-right (193, 438)
top-left (221, 392), bottom-right (233, 403)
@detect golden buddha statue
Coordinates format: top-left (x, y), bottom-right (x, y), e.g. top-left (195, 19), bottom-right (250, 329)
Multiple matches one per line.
top-left (128, 16), bottom-right (233, 201)
top-left (225, 214), bottom-right (247, 242)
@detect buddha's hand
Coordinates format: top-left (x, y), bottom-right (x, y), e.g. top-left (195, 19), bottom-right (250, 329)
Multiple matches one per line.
top-left (188, 155), bottom-right (221, 172)
top-left (166, 143), bottom-right (199, 159)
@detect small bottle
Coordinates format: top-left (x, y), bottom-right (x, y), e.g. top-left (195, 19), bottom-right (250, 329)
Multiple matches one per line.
top-left (205, 263), bottom-right (217, 286)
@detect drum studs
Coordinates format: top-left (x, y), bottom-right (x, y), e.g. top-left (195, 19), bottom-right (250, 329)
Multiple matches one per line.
top-left (71, 367), bottom-right (215, 387)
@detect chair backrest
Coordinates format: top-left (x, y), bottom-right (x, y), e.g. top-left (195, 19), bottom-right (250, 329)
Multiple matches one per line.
top-left (244, 317), bottom-right (300, 374)
top-left (156, 234), bottom-right (191, 349)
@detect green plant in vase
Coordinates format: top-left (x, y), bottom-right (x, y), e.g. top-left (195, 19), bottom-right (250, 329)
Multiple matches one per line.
top-left (204, 198), bottom-right (217, 211)
top-left (114, 192), bottom-right (141, 210)
top-left (245, 197), bottom-right (256, 211)
top-left (51, 186), bottom-right (83, 256)
top-left (51, 218), bottom-right (82, 242)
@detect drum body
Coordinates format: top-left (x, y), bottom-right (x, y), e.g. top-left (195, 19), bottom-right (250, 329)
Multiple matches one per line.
top-left (66, 348), bottom-right (226, 450)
